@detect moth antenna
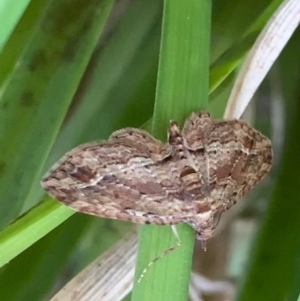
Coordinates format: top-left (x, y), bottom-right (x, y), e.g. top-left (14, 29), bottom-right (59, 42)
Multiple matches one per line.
top-left (137, 226), bottom-right (181, 283)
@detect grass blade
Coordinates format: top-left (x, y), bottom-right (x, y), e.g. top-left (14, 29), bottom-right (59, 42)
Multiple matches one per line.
top-left (132, 0), bottom-right (211, 300)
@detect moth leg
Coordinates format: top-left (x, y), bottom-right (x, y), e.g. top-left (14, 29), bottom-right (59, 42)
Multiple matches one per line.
top-left (137, 225), bottom-right (182, 283)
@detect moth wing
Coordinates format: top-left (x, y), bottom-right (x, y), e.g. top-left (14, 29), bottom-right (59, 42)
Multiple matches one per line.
top-left (181, 111), bottom-right (213, 149)
top-left (41, 128), bottom-right (187, 224)
top-left (203, 119), bottom-right (272, 212)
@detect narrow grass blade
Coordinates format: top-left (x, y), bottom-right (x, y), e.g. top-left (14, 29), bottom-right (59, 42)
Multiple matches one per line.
top-left (132, 0), bottom-right (211, 300)
top-left (0, 0), bottom-right (114, 228)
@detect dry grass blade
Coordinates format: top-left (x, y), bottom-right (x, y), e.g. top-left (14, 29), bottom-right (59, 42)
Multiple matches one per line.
top-left (189, 272), bottom-right (234, 301)
top-left (50, 231), bottom-right (137, 301)
top-left (224, 0), bottom-right (300, 119)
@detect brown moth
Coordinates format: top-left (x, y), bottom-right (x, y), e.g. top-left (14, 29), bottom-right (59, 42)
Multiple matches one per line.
top-left (41, 112), bottom-right (272, 246)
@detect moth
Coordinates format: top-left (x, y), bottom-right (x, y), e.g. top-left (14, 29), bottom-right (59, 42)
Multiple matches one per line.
top-left (41, 112), bottom-right (272, 246)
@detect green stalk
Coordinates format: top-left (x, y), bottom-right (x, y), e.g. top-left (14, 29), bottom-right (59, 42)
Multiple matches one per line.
top-left (131, 0), bottom-right (211, 300)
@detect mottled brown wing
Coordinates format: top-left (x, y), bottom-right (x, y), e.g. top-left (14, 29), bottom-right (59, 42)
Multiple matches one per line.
top-left (41, 128), bottom-right (187, 225)
top-left (205, 119), bottom-right (272, 212)
top-left (181, 112), bottom-right (213, 150)
top-left (182, 113), bottom-right (272, 213)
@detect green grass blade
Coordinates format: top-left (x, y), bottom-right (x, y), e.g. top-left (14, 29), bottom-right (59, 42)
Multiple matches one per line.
top-left (0, 199), bottom-right (73, 268)
top-left (211, 0), bottom-right (281, 63)
top-left (48, 0), bottom-right (163, 156)
top-left (0, 213), bottom-right (91, 301)
top-left (0, 0), bottom-right (114, 228)
top-left (0, 0), bottom-right (31, 51)
top-left (131, 0), bottom-right (211, 300)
